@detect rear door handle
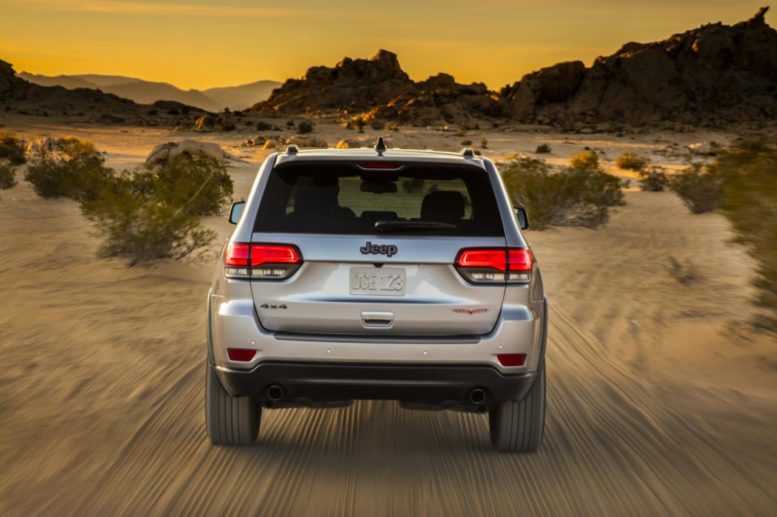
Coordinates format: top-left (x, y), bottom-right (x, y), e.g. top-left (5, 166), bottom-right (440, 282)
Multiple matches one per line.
top-left (361, 311), bottom-right (394, 328)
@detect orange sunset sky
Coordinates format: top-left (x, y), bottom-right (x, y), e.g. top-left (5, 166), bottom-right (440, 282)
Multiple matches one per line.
top-left (1, 0), bottom-right (772, 89)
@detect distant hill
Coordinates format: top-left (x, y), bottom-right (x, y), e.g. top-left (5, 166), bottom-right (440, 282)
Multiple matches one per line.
top-left (2, 60), bottom-right (207, 125)
top-left (19, 72), bottom-right (279, 112)
top-left (17, 72), bottom-right (97, 90)
top-left (100, 81), bottom-right (222, 112)
top-left (203, 80), bottom-right (280, 111)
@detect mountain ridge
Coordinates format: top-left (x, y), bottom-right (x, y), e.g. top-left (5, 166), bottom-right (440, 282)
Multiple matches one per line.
top-left (18, 72), bottom-right (280, 111)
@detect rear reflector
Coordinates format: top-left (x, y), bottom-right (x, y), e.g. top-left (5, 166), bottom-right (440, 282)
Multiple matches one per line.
top-left (227, 348), bottom-right (257, 361)
top-left (224, 243), bottom-right (302, 280)
top-left (497, 353), bottom-right (527, 367)
top-left (455, 247), bottom-right (533, 284)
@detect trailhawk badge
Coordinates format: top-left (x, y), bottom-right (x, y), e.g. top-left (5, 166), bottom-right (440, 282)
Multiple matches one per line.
top-left (360, 241), bottom-right (398, 257)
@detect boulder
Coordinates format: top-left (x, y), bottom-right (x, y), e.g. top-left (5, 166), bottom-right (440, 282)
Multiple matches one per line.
top-left (284, 135), bottom-right (328, 148)
top-left (145, 140), bottom-right (234, 167)
top-left (335, 138), bottom-right (363, 149)
top-left (194, 112), bottom-right (236, 132)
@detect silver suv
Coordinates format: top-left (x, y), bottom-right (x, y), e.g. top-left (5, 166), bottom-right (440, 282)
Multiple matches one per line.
top-left (206, 140), bottom-right (547, 452)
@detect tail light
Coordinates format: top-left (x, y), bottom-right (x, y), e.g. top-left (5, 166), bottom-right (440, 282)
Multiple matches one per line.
top-left (224, 243), bottom-right (302, 280)
top-left (455, 247), bottom-right (533, 284)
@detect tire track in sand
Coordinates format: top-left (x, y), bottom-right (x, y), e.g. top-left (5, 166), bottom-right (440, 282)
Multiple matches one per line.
top-left (21, 303), bottom-right (773, 516)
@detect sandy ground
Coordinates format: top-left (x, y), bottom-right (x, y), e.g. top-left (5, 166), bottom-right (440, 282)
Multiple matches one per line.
top-left (1, 117), bottom-right (776, 515)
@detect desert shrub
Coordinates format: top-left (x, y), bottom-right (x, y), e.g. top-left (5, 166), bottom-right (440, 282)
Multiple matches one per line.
top-left (297, 120), bottom-right (314, 134)
top-left (638, 165), bottom-right (669, 192)
top-left (0, 162), bottom-right (17, 189)
top-left (502, 156), bottom-right (625, 230)
top-left (535, 144), bottom-right (551, 154)
top-left (616, 151), bottom-right (649, 171)
top-left (461, 139), bottom-right (472, 146)
top-left (668, 163), bottom-right (724, 213)
top-left (81, 155), bottom-right (232, 265)
top-left (480, 138), bottom-right (488, 149)
top-left (142, 155), bottom-right (233, 216)
top-left (286, 120), bottom-right (295, 128)
top-left (25, 137), bottom-right (113, 201)
top-left (0, 133), bottom-right (26, 165)
top-left (256, 121), bottom-right (272, 131)
top-left (569, 150), bottom-right (601, 172)
top-left (709, 139), bottom-right (777, 330)
top-left (370, 120), bottom-right (385, 130)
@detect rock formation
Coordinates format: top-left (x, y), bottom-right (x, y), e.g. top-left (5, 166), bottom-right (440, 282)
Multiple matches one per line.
top-left (502, 7), bottom-right (777, 127)
top-left (252, 50), bottom-right (499, 125)
top-left (254, 9), bottom-right (777, 128)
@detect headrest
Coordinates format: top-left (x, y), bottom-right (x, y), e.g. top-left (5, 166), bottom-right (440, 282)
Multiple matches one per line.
top-left (293, 185), bottom-right (339, 217)
top-left (421, 191), bottom-right (465, 223)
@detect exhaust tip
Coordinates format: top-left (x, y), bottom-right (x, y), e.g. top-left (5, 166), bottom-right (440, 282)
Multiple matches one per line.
top-left (469, 388), bottom-right (487, 405)
top-left (266, 385), bottom-right (284, 402)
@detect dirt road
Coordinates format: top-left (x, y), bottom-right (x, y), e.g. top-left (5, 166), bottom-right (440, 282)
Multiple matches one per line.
top-left (1, 146), bottom-right (776, 515)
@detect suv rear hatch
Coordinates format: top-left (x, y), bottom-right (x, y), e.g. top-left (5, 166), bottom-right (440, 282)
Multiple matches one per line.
top-left (246, 159), bottom-right (508, 336)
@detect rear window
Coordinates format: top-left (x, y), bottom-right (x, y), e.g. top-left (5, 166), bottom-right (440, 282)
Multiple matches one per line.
top-left (253, 163), bottom-right (504, 236)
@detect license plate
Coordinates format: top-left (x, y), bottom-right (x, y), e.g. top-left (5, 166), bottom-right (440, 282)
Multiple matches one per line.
top-left (350, 267), bottom-right (406, 296)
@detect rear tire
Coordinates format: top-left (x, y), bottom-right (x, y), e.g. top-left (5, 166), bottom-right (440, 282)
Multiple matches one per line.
top-left (206, 362), bottom-right (260, 445)
top-left (489, 362), bottom-right (546, 452)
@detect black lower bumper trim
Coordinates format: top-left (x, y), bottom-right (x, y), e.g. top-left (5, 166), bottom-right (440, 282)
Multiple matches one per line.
top-left (215, 361), bottom-right (537, 408)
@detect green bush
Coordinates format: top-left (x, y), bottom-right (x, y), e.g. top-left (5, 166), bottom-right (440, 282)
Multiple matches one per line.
top-left (709, 139), bottom-right (777, 330)
top-left (256, 121), bottom-right (272, 131)
top-left (535, 144), bottom-right (551, 154)
top-left (82, 155), bottom-right (233, 265)
top-left (638, 165), bottom-right (669, 192)
top-left (0, 133), bottom-right (26, 165)
top-left (502, 155), bottom-right (625, 230)
top-left (141, 155), bottom-right (233, 216)
top-left (616, 151), bottom-right (649, 171)
top-left (25, 137), bottom-right (113, 201)
top-left (0, 162), bottom-right (17, 189)
top-left (668, 163), bottom-right (724, 213)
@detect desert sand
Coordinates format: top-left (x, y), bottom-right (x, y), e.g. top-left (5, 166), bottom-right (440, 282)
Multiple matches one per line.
top-left (1, 116), bottom-right (776, 515)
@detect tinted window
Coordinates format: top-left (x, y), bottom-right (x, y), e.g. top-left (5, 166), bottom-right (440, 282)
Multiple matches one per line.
top-left (253, 163), bottom-right (504, 236)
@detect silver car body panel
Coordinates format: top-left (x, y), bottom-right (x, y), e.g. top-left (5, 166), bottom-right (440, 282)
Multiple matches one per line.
top-left (209, 147), bottom-right (545, 375)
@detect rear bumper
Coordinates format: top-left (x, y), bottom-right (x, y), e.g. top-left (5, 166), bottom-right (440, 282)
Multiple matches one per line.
top-left (215, 361), bottom-right (537, 408)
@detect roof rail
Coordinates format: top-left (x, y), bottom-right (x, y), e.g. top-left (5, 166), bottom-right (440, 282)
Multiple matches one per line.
top-left (375, 136), bottom-right (387, 155)
top-left (285, 144), bottom-right (299, 155)
top-left (461, 148), bottom-right (475, 158)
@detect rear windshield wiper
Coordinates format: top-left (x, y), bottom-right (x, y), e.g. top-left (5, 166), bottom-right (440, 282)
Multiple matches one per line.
top-left (374, 220), bottom-right (457, 233)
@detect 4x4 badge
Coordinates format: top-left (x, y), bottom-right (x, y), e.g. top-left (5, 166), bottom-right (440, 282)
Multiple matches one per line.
top-left (360, 241), bottom-right (398, 257)
top-left (453, 308), bottom-right (489, 315)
